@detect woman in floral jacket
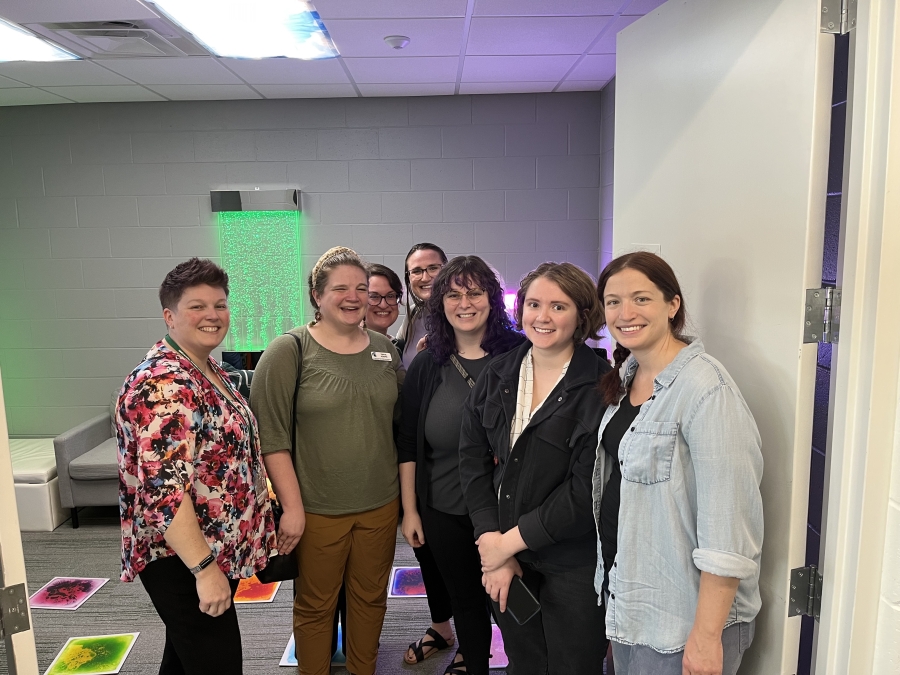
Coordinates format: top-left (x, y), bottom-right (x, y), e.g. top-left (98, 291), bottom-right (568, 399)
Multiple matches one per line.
top-left (116, 258), bottom-right (275, 675)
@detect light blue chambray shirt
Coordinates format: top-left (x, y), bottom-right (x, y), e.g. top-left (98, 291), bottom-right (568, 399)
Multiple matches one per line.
top-left (592, 339), bottom-right (764, 653)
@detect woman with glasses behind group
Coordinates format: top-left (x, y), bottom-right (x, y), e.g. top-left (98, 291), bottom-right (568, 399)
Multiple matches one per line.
top-left (397, 243), bottom-right (448, 369)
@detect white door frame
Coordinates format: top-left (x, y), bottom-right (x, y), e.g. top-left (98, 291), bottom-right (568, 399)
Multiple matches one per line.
top-left (815, 0), bottom-right (900, 672)
top-left (0, 369), bottom-right (39, 675)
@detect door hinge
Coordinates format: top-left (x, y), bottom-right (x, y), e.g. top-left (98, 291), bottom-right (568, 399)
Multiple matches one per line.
top-left (789, 565), bottom-right (823, 621)
top-left (804, 287), bottom-right (841, 344)
top-left (0, 583), bottom-right (30, 639)
top-left (821, 0), bottom-right (858, 34)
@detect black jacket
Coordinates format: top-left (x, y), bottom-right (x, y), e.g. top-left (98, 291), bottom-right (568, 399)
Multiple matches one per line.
top-left (397, 331), bottom-right (526, 502)
top-left (459, 340), bottom-right (612, 566)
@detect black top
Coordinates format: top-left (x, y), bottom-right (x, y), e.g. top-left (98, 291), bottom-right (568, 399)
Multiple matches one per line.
top-left (459, 341), bottom-right (613, 566)
top-left (396, 330), bottom-right (526, 508)
top-left (599, 393), bottom-right (641, 587)
top-left (423, 355), bottom-right (490, 514)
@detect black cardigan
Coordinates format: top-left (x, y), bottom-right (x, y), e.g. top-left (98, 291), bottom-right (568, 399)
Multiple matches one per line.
top-left (459, 340), bottom-right (612, 566)
top-left (396, 331), bottom-right (525, 504)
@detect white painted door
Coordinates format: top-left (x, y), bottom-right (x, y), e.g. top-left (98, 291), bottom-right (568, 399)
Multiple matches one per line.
top-left (0, 368), bottom-right (39, 674)
top-left (612, 0), bottom-right (833, 672)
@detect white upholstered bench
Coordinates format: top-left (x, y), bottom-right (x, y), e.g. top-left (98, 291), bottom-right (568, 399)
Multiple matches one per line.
top-left (10, 438), bottom-right (68, 531)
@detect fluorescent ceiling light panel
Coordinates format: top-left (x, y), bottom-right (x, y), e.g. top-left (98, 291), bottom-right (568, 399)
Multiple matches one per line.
top-left (146, 0), bottom-right (338, 60)
top-left (0, 18), bottom-right (79, 62)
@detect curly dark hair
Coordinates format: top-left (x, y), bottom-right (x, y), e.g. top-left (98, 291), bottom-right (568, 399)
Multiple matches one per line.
top-left (159, 258), bottom-right (229, 310)
top-left (424, 256), bottom-right (520, 365)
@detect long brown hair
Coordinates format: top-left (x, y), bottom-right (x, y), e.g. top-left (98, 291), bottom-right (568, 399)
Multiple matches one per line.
top-left (597, 252), bottom-right (686, 404)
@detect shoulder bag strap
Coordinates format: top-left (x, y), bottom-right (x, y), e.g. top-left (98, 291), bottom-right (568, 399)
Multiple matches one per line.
top-left (449, 354), bottom-right (476, 389)
top-left (288, 332), bottom-right (303, 462)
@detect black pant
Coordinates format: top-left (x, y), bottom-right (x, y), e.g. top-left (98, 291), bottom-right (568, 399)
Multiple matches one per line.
top-left (139, 555), bottom-right (242, 675)
top-left (413, 531), bottom-right (454, 624)
top-left (492, 560), bottom-right (606, 675)
top-left (421, 504), bottom-right (492, 675)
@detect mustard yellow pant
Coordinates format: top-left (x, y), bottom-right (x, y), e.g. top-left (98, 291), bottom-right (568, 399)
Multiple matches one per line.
top-left (293, 498), bottom-right (399, 675)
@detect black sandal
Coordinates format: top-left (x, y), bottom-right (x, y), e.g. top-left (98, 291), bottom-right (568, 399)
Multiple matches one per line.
top-left (444, 652), bottom-right (467, 674)
top-left (404, 627), bottom-right (454, 664)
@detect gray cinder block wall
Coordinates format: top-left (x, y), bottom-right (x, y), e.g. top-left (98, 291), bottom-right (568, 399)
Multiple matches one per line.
top-left (0, 92), bottom-right (602, 436)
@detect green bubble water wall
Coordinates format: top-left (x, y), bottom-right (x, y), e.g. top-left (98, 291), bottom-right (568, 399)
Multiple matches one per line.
top-left (218, 210), bottom-right (303, 351)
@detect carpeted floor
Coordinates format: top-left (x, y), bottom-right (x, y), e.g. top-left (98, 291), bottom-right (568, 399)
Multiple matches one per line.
top-left (0, 507), bottom-right (507, 675)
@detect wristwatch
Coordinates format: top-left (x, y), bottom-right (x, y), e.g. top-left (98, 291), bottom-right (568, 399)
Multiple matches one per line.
top-left (188, 553), bottom-right (216, 576)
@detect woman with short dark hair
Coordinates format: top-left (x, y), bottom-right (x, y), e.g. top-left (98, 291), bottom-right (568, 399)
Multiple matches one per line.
top-left (398, 255), bottom-right (523, 675)
top-left (117, 257), bottom-right (275, 675)
top-left (459, 262), bottom-right (611, 674)
top-left (365, 263), bottom-right (404, 341)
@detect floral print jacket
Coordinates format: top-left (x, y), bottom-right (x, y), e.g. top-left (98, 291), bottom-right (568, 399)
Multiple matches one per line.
top-left (116, 339), bottom-right (275, 582)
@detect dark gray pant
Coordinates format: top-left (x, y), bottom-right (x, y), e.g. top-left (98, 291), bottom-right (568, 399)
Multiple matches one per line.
top-left (493, 559), bottom-right (606, 675)
top-left (611, 621), bottom-right (755, 675)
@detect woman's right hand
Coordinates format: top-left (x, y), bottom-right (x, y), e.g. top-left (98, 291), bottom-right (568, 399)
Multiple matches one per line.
top-left (195, 565), bottom-right (232, 617)
top-left (401, 509), bottom-right (425, 548)
top-left (276, 506), bottom-right (306, 555)
top-left (483, 557), bottom-right (524, 612)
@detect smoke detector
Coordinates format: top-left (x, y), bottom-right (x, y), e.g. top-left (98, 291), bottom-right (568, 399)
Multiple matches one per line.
top-left (383, 35), bottom-right (410, 50)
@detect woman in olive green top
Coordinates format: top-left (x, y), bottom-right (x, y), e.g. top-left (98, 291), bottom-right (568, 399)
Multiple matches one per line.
top-left (250, 246), bottom-right (402, 675)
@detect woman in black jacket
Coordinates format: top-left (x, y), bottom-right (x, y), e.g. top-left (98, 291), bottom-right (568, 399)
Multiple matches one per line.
top-left (398, 255), bottom-right (523, 675)
top-left (459, 262), bottom-right (611, 675)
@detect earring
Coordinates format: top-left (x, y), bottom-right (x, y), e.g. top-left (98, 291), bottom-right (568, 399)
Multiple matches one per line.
top-left (314, 310), bottom-right (322, 323)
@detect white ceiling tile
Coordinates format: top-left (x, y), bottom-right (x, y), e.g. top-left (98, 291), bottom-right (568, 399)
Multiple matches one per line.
top-left (462, 56), bottom-right (578, 82)
top-left (0, 61), bottom-right (132, 86)
top-left (0, 74), bottom-right (28, 88)
top-left (623, 0), bottom-right (667, 15)
top-left (567, 54), bottom-right (616, 81)
top-left (1, 0), bottom-right (158, 23)
top-left (556, 79), bottom-right (610, 92)
top-left (100, 57), bottom-right (242, 85)
top-left (474, 0), bottom-right (624, 16)
top-left (357, 83), bottom-right (455, 97)
top-left (0, 87), bottom-right (71, 105)
top-left (146, 84), bottom-right (262, 100)
top-left (42, 85), bottom-right (165, 102)
top-left (255, 84), bottom-right (357, 98)
top-left (221, 58), bottom-right (349, 85)
top-left (467, 16), bottom-right (612, 56)
top-left (313, 0), bottom-right (467, 19)
top-left (459, 82), bottom-right (556, 94)
top-left (327, 19), bottom-right (464, 57)
top-left (344, 57), bottom-right (458, 84)
top-left (589, 15), bottom-right (642, 54)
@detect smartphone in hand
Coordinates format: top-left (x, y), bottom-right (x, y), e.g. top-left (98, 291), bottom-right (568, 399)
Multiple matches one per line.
top-left (492, 576), bottom-right (541, 625)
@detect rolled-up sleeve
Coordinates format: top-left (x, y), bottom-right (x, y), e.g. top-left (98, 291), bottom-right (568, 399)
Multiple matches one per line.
top-left (686, 384), bottom-right (764, 580)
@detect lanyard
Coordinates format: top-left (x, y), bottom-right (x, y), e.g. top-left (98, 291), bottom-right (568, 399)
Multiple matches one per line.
top-left (163, 335), bottom-right (256, 449)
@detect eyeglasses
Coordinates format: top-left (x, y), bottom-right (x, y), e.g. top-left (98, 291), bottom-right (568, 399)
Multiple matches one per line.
top-left (444, 288), bottom-right (486, 304)
top-left (408, 264), bottom-right (443, 279)
top-left (368, 292), bottom-right (400, 306)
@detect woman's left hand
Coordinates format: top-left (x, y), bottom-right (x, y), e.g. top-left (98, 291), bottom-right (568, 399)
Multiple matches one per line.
top-left (476, 531), bottom-right (510, 572)
top-left (681, 628), bottom-right (724, 675)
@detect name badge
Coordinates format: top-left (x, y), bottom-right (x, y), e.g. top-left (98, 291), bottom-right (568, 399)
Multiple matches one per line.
top-left (371, 351), bottom-right (392, 362)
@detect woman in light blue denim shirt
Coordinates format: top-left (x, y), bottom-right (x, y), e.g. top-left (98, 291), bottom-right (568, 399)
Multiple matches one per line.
top-left (592, 252), bottom-right (763, 675)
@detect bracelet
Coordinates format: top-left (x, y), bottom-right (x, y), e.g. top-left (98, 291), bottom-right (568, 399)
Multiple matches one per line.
top-left (188, 553), bottom-right (216, 576)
